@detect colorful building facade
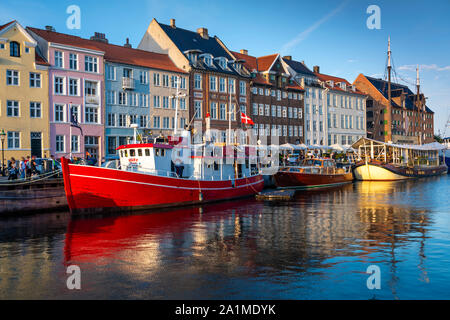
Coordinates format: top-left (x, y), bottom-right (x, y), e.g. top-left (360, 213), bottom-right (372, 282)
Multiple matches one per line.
top-left (0, 21), bottom-right (50, 163)
top-left (28, 27), bottom-right (105, 162)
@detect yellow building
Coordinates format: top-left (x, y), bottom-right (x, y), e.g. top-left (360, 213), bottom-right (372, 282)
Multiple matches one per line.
top-left (0, 20), bottom-right (50, 166)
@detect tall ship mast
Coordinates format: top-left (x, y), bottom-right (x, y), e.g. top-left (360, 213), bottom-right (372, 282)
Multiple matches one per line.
top-left (386, 37), bottom-right (393, 143)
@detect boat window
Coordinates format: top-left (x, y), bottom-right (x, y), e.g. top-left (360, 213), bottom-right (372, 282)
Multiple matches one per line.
top-left (161, 149), bottom-right (165, 157)
top-left (145, 149), bottom-right (150, 157)
top-left (120, 150), bottom-right (123, 157)
top-left (314, 160), bottom-right (322, 166)
top-left (155, 149), bottom-right (159, 156)
top-left (124, 150), bottom-right (128, 157)
top-left (130, 149), bottom-right (136, 157)
top-left (214, 162), bottom-right (219, 171)
top-left (138, 149), bottom-right (143, 157)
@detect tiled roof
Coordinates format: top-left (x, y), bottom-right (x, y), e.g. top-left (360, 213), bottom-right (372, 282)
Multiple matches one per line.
top-left (285, 84), bottom-right (304, 91)
top-left (158, 22), bottom-right (243, 76)
top-left (231, 51), bottom-right (258, 71)
top-left (256, 54), bottom-right (278, 72)
top-left (0, 20), bottom-right (15, 32)
top-left (27, 27), bottom-right (184, 73)
top-left (315, 72), bottom-right (365, 95)
top-left (35, 50), bottom-right (50, 66)
top-left (283, 58), bottom-right (316, 77)
top-left (365, 75), bottom-right (433, 113)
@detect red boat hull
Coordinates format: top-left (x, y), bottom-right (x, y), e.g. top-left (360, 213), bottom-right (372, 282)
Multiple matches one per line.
top-left (61, 158), bottom-right (264, 213)
top-left (274, 168), bottom-right (354, 189)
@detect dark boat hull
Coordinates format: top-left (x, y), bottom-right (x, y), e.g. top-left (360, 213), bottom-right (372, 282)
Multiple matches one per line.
top-left (274, 168), bottom-right (354, 189)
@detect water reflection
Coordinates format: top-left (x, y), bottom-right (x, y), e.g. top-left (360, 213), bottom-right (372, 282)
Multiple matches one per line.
top-left (1, 176), bottom-right (449, 299)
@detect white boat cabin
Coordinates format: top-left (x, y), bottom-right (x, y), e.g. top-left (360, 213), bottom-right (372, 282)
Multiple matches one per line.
top-left (116, 142), bottom-right (259, 181)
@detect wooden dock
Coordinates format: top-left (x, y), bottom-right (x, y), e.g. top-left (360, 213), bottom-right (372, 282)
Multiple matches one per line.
top-left (256, 189), bottom-right (295, 201)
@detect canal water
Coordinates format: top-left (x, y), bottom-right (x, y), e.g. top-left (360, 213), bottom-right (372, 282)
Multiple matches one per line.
top-left (0, 175), bottom-right (449, 299)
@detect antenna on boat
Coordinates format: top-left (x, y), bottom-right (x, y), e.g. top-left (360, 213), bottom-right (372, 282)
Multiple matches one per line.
top-left (172, 76), bottom-right (186, 136)
top-left (130, 123), bottom-right (138, 143)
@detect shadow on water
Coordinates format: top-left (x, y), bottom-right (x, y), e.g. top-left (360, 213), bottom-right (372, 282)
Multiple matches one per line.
top-left (0, 175), bottom-right (449, 299)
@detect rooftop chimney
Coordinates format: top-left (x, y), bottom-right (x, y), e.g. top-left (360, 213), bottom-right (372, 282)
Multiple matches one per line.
top-left (124, 38), bottom-right (132, 48)
top-left (301, 60), bottom-right (305, 65)
top-left (90, 32), bottom-right (108, 43)
top-left (197, 27), bottom-right (209, 40)
top-left (170, 19), bottom-right (176, 28)
top-left (313, 65), bottom-right (320, 73)
top-left (240, 49), bottom-right (248, 55)
top-left (45, 25), bottom-right (55, 32)
top-left (283, 55), bottom-right (292, 60)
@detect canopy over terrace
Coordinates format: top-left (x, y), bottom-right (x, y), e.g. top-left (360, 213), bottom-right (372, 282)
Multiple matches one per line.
top-left (279, 143), bottom-right (307, 150)
top-left (352, 137), bottom-right (445, 166)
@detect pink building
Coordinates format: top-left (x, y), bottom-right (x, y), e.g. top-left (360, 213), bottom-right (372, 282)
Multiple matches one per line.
top-left (28, 26), bottom-right (105, 162)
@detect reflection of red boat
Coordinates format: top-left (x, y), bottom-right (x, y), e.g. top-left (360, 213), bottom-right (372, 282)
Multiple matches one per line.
top-left (64, 199), bottom-right (263, 263)
top-left (61, 141), bottom-right (264, 214)
top-left (274, 158), bottom-right (354, 189)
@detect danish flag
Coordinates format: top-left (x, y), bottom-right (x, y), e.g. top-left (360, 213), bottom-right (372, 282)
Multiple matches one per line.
top-left (241, 112), bottom-right (254, 125)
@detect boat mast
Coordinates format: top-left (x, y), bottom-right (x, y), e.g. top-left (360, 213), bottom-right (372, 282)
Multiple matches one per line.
top-left (416, 66), bottom-right (422, 145)
top-left (386, 36), bottom-right (393, 143)
top-left (228, 82), bottom-right (232, 144)
top-left (174, 76), bottom-right (179, 135)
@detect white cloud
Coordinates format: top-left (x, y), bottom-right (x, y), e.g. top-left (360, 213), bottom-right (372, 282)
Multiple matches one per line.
top-left (280, 0), bottom-right (350, 54)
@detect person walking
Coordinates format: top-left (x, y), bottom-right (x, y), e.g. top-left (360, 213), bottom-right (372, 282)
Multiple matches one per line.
top-left (7, 158), bottom-right (18, 180)
top-left (19, 157), bottom-right (26, 179)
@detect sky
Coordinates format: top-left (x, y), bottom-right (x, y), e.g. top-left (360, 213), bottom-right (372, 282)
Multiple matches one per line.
top-left (1, 0), bottom-right (449, 136)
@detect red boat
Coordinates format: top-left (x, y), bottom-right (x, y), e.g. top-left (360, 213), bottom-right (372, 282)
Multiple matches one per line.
top-left (274, 158), bottom-right (354, 189)
top-left (61, 141), bottom-right (264, 214)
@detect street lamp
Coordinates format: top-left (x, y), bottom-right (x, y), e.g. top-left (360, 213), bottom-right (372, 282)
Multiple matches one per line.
top-left (0, 129), bottom-right (6, 176)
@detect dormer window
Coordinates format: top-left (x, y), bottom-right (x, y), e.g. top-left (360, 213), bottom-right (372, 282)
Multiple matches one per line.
top-left (10, 41), bottom-right (20, 57)
top-left (218, 57), bottom-right (227, 69)
top-left (326, 80), bottom-right (334, 87)
top-left (203, 55), bottom-right (212, 66)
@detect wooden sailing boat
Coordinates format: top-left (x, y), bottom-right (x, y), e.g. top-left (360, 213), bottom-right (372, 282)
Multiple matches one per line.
top-left (352, 38), bottom-right (448, 180)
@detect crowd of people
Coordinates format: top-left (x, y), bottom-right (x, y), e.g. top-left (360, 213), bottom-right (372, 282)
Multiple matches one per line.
top-left (2, 155), bottom-right (59, 181)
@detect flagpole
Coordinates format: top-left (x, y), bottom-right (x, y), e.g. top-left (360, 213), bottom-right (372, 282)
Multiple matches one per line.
top-left (69, 121), bottom-right (72, 160)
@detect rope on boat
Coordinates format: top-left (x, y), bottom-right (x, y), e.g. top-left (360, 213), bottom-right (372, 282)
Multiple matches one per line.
top-left (0, 170), bottom-right (62, 186)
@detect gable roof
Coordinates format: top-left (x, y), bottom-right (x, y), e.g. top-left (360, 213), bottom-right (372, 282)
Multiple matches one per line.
top-left (256, 54), bottom-right (279, 72)
top-left (283, 58), bottom-right (316, 77)
top-left (364, 75), bottom-right (433, 113)
top-left (0, 20), bottom-right (15, 32)
top-left (231, 50), bottom-right (258, 71)
top-left (27, 27), bottom-right (184, 73)
top-left (315, 72), bottom-right (365, 96)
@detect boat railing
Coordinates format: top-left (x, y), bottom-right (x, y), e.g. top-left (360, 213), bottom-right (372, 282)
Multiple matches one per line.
top-left (282, 166), bottom-right (349, 175)
top-left (124, 165), bottom-right (179, 178)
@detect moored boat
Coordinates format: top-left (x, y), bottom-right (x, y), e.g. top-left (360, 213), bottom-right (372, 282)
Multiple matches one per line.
top-left (273, 158), bottom-right (354, 189)
top-left (352, 138), bottom-right (447, 181)
top-left (61, 139), bottom-right (264, 214)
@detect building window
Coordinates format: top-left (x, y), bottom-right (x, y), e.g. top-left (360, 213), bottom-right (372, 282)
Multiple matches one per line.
top-left (7, 100), bottom-right (19, 117)
top-left (163, 117), bottom-right (170, 129)
top-left (85, 107), bottom-right (99, 123)
top-left (69, 78), bottom-right (78, 96)
top-left (54, 51), bottom-right (63, 68)
top-left (106, 65), bottom-right (116, 80)
top-left (69, 53), bottom-right (78, 70)
top-left (219, 77), bottom-right (226, 92)
top-left (153, 95), bottom-right (160, 108)
top-left (219, 103), bottom-right (226, 120)
top-left (153, 73), bottom-right (160, 86)
top-left (71, 135), bottom-right (79, 152)
top-left (119, 92), bottom-right (127, 105)
top-left (85, 56), bottom-right (98, 72)
top-left (194, 73), bottom-right (202, 89)
top-left (282, 106), bottom-right (287, 118)
top-left (10, 41), bottom-right (20, 57)
top-left (162, 74), bottom-right (169, 87)
top-left (153, 116), bottom-right (160, 128)
top-left (277, 106), bottom-right (281, 118)
top-left (85, 81), bottom-right (97, 96)
top-left (54, 76), bottom-right (64, 94)
top-left (271, 105), bottom-right (276, 117)
top-left (139, 115), bottom-right (148, 128)
top-left (252, 103), bottom-right (258, 116)
top-left (30, 102), bottom-right (41, 118)
top-left (140, 71), bottom-right (148, 84)
top-left (194, 101), bottom-right (202, 119)
top-left (54, 104), bottom-right (65, 122)
top-left (7, 131), bottom-right (20, 149)
top-left (140, 94), bottom-right (148, 107)
top-left (210, 76), bottom-right (217, 91)
top-left (210, 102), bottom-right (218, 120)
top-left (29, 72), bottom-right (41, 88)
top-left (6, 70), bottom-right (19, 86)
top-left (239, 81), bottom-right (246, 95)
top-left (118, 114), bottom-right (126, 127)
top-left (163, 96), bottom-right (169, 109)
top-left (55, 135), bottom-right (65, 153)
top-left (107, 113), bottom-right (116, 127)
top-left (107, 137), bottom-right (117, 155)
